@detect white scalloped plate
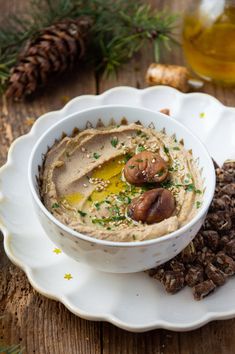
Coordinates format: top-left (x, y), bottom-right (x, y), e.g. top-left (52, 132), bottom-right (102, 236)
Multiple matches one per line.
top-left (1, 86), bottom-right (235, 332)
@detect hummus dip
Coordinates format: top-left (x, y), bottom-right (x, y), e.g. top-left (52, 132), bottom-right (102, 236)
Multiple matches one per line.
top-left (40, 122), bottom-right (203, 242)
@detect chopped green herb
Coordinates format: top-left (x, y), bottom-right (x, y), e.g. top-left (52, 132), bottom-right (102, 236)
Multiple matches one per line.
top-left (137, 145), bottom-right (145, 152)
top-left (173, 147), bottom-right (180, 151)
top-left (196, 201), bottom-right (202, 209)
top-left (94, 202), bottom-right (100, 210)
top-left (93, 152), bottom-right (101, 159)
top-left (117, 194), bottom-right (131, 204)
top-left (199, 112), bottom-right (205, 118)
top-left (141, 133), bottom-right (147, 138)
top-left (141, 183), bottom-right (156, 191)
top-left (129, 165), bottom-right (135, 169)
top-left (123, 153), bottom-right (133, 163)
top-left (111, 137), bottom-right (119, 147)
top-left (88, 196), bottom-right (92, 202)
top-left (78, 210), bottom-right (87, 217)
top-left (136, 130), bottom-right (142, 136)
top-left (163, 145), bottom-right (169, 154)
top-left (169, 166), bottom-right (178, 172)
top-left (92, 215), bottom-right (125, 224)
top-left (196, 189), bottom-right (202, 194)
top-left (184, 179), bottom-right (190, 184)
top-left (107, 227), bottom-right (112, 230)
top-left (161, 180), bottom-right (174, 189)
top-left (174, 183), bottom-right (183, 188)
top-left (112, 205), bottom-right (120, 213)
top-left (135, 159), bottom-right (143, 162)
top-left (156, 169), bottom-right (165, 177)
top-left (185, 184), bottom-right (195, 192)
top-left (52, 203), bottom-right (60, 209)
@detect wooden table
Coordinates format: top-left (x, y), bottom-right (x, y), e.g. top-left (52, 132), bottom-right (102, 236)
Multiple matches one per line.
top-left (1, 1), bottom-right (235, 353)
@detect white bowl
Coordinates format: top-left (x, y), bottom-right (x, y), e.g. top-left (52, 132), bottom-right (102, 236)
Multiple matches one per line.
top-left (28, 105), bottom-right (215, 273)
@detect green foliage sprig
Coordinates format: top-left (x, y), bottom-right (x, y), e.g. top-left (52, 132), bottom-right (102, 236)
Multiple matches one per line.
top-left (0, 344), bottom-right (23, 354)
top-left (0, 0), bottom-right (177, 93)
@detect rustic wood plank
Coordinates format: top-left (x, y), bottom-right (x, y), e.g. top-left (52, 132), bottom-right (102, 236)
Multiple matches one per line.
top-left (0, 1), bottom-right (100, 353)
top-left (1, 0), bottom-right (235, 353)
top-left (100, 1), bottom-right (235, 354)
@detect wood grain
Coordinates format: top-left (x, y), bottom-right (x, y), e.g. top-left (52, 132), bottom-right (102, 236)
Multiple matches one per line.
top-left (1, 1), bottom-right (235, 353)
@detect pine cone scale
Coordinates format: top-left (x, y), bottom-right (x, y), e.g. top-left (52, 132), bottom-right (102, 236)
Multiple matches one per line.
top-left (6, 17), bottom-right (92, 100)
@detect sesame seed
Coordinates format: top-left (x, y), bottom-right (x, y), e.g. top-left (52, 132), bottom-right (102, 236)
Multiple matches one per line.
top-left (86, 154), bottom-right (90, 158)
top-left (83, 183), bottom-right (88, 187)
top-left (81, 147), bottom-right (86, 152)
top-left (152, 159), bottom-right (156, 163)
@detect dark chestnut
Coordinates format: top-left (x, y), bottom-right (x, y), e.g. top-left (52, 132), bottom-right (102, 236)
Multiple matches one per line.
top-left (124, 151), bottom-right (168, 186)
top-left (128, 188), bottom-right (175, 224)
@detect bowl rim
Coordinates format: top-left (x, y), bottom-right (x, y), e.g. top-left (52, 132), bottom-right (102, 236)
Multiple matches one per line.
top-left (28, 104), bottom-right (216, 248)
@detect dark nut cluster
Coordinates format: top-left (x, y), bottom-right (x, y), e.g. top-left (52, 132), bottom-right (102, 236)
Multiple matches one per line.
top-left (128, 188), bottom-right (175, 224)
top-left (124, 151), bottom-right (168, 186)
top-left (148, 160), bottom-right (235, 300)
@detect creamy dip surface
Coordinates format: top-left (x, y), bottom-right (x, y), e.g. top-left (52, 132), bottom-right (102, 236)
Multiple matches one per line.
top-left (40, 122), bottom-right (204, 242)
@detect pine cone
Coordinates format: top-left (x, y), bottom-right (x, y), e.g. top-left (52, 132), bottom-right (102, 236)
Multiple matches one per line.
top-left (6, 17), bottom-right (92, 100)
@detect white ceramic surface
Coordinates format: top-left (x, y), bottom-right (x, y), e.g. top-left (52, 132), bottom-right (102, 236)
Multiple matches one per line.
top-left (1, 86), bottom-right (235, 332)
top-left (28, 105), bottom-right (215, 273)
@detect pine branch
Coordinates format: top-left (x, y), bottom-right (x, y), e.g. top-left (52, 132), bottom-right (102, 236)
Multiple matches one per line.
top-left (0, 344), bottom-right (23, 354)
top-left (0, 0), bottom-right (178, 96)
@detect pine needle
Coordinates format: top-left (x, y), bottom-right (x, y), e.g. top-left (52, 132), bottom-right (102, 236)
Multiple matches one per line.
top-left (0, 0), bottom-right (178, 94)
top-left (0, 344), bottom-right (23, 354)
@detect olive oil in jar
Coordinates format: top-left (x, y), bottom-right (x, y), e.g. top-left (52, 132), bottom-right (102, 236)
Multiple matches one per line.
top-left (183, 1), bottom-right (235, 84)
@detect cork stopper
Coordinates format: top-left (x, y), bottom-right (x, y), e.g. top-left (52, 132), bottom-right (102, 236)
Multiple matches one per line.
top-left (146, 63), bottom-right (190, 92)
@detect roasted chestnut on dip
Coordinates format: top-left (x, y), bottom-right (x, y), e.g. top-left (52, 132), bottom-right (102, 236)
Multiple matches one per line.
top-left (128, 188), bottom-right (175, 224)
top-left (124, 151), bottom-right (168, 185)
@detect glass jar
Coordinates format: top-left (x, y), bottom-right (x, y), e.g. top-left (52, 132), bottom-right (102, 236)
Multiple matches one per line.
top-left (182, 0), bottom-right (235, 84)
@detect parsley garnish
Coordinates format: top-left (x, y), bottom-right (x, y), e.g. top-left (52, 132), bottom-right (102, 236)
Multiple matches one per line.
top-left (52, 203), bottom-right (60, 209)
top-left (135, 159), bottom-right (143, 162)
top-left (94, 202), bottom-right (100, 210)
top-left (196, 189), bottom-right (202, 194)
top-left (93, 152), bottom-right (101, 159)
top-left (123, 153), bottom-right (133, 163)
top-left (129, 165), bottom-right (135, 169)
top-left (92, 215), bottom-right (125, 224)
top-left (88, 196), bottom-right (92, 201)
top-left (161, 180), bottom-right (174, 189)
top-left (137, 145), bottom-right (145, 152)
top-left (117, 194), bottom-right (131, 204)
top-left (173, 147), bottom-right (180, 151)
top-left (169, 166), bottom-right (178, 172)
top-left (196, 201), bottom-right (202, 209)
top-left (185, 184), bottom-right (202, 194)
top-left (156, 169), bottom-right (165, 177)
top-left (78, 210), bottom-right (87, 217)
top-left (185, 184), bottom-right (195, 192)
top-left (111, 137), bottom-right (119, 147)
top-left (163, 145), bottom-right (169, 154)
